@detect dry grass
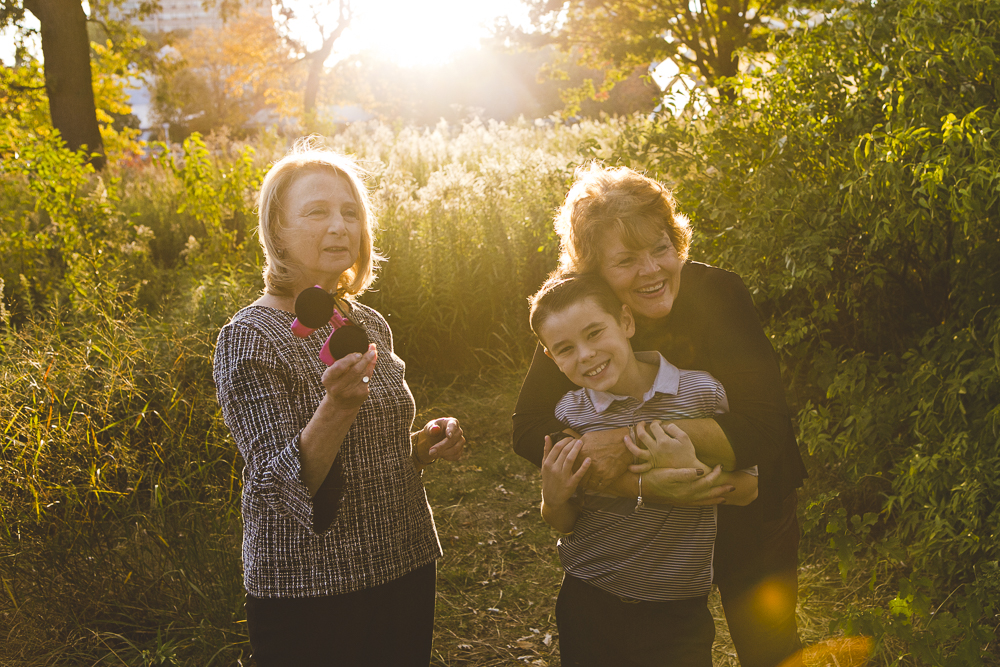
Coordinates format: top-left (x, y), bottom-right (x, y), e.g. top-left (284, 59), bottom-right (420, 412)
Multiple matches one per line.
top-left (0, 365), bottom-right (853, 666)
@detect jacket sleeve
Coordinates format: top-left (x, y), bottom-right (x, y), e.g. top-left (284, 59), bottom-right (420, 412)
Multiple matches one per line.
top-left (213, 322), bottom-right (344, 532)
top-left (703, 271), bottom-right (796, 472)
top-left (511, 343), bottom-right (577, 468)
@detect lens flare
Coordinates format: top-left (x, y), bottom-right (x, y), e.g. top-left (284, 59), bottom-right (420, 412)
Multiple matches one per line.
top-left (780, 636), bottom-right (874, 667)
top-left (751, 576), bottom-right (797, 626)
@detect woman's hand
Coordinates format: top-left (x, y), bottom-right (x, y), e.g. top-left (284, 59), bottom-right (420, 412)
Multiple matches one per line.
top-left (320, 343), bottom-right (378, 410)
top-left (625, 421), bottom-right (702, 473)
top-left (643, 465), bottom-right (734, 506)
top-left (621, 421), bottom-right (730, 505)
top-left (300, 344), bottom-right (378, 496)
top-left (412, 417), bottom-right (465, 466)
top-left (576, 427), bottom-right (633, 492)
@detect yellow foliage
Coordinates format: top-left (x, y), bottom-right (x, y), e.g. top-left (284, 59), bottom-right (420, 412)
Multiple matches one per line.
top-left (163, 13), bottom-right (301, 133)
top-left (91, 36), bottom-right (147, 161)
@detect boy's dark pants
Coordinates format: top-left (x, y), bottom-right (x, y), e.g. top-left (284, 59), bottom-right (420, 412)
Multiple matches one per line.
top-left (716, 492), bottom-right (802, 667)
top-left (556, 574), bottom-right (714, 667)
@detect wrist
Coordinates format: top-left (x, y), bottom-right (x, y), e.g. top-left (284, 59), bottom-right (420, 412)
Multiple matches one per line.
top-left (411, 448), bottom-right (437, 466)
top-left (410, 428), bottom-right (438, 466)
top-left (541, 498), bottom-right (578, 534)
top-left (541, 494), bottom-right (570, 510)
top-left (318, 394), bottom-right (361, 420)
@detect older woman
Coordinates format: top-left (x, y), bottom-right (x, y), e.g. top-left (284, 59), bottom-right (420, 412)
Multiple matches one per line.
top-left (214, 141), bottom-right (464, 666)
top-left (513, 164), bottom-right (807, 667)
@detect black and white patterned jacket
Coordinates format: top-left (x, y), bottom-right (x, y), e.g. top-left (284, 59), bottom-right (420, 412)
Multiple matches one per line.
top-left (213, 302), bottom-right (441, 598)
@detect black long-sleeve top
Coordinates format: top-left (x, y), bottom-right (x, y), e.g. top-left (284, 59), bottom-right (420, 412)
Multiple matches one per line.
top-left (512, 261), bottom-right (807, 516)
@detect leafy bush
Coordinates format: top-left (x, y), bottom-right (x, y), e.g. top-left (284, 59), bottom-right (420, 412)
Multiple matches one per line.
top-left (602, 0), bottom-right (1000, 662)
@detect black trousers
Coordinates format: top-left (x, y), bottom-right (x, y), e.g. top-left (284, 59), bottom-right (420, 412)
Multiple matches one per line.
top-left (556, 573), bottom-right (715, 667)
top-left (245, 561), bottom-right (436, 667)
top-left (715, 491), bottom-right (802, 667)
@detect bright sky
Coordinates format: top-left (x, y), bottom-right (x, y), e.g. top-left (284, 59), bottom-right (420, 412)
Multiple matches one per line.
top-left (1, 0), bottom-right (530, 68)
top-left (336, 0), bottom-right (529, 68)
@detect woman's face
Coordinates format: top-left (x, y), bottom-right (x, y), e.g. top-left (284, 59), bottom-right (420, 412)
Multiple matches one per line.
top-left (280, 170), bottom-right (362, 293)
top-left (598, 229), bottom-right (683, 320)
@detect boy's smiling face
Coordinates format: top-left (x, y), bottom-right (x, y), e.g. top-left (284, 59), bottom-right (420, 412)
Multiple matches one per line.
top-left (539, 296), bottom-right (637, 394)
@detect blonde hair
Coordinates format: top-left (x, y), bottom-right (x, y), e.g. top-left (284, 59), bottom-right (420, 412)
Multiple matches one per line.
top-left (555, 163), bottom-right (691, 274)
top-left (257, 137), bottom-right (383, 297)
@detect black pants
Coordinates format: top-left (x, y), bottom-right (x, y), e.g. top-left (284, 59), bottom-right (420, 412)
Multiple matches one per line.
top-left (556, 573), bottom-right (715, 667)
top-left (715, 492), bottom-right (802, 667)
top-left (245, 561), bottom-right (436, 667)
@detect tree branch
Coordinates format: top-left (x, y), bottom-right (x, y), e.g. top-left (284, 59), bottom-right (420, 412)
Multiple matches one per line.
top-left (86, 16), bottom-right (114, 39)
top-left (699, 0), bottom-right (721, 58)
top-left (677, 5), bottom-right (712, 71)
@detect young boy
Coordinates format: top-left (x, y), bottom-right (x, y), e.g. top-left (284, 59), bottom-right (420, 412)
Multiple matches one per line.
top-left (528, 272), bottom-right (758, 667)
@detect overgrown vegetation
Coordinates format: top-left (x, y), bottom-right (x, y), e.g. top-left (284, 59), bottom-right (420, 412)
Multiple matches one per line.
top-left (2, 0), bottom-right (999, 663)
top-left (601, 0), bottom-right (1000, 662)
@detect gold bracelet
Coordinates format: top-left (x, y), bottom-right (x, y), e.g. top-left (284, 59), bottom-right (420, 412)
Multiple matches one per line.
top-left (413, 450), bottom-right (437, 466)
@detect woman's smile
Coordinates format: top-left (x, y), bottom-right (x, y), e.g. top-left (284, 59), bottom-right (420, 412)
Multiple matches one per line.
top-left (635, 280), bottom-right (665, 295)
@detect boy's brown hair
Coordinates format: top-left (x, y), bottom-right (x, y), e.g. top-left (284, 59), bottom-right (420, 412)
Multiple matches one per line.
top-left (529, 272), bottom-right (624, 348)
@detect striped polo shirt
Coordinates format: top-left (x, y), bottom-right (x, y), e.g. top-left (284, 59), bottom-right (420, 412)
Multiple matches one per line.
top-left (555, 352), bottom-right (743, 601)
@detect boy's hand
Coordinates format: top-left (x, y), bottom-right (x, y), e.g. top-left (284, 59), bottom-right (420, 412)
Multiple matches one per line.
top-left (542, 435), bottom-right (592, 508)
top-left (625, 421), bottom-right (701, 472)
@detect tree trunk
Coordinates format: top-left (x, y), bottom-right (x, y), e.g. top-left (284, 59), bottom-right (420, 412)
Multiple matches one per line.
top-left (714, 0), bottom-right (743, 80)
top-left (24, 0), bottom-right (106, 170)
top-left (303, 45), bottom-right (331, 115)
top-left (300, 0), bottom-right (351, 117)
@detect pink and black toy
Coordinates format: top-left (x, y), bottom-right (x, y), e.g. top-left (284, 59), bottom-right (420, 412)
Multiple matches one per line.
top-left (291, 286), bottom-right (370, 365)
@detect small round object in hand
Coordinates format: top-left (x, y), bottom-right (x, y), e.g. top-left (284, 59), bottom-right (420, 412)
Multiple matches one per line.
top-left (362, 376), bottom-right (370, 384)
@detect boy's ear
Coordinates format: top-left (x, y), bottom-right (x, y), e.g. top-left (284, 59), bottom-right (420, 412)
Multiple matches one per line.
top-left (621, 304), bottom-right (636, 338)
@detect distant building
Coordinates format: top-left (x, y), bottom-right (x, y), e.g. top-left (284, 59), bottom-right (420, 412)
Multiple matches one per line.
top-left (113, 0), bottom-right (269, 34)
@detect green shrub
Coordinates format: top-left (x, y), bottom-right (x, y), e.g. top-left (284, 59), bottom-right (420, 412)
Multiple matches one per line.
top-left (605, 0), bottom-right (1000, 662)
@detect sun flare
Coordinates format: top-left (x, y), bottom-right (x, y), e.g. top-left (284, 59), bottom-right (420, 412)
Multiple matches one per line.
top-left (340, 0), bottom-right (526, 68)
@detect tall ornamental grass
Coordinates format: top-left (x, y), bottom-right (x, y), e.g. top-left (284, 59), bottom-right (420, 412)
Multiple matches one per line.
top-left (329, 117), bottom-right (627, 370)
top-left (0, 115), bottom-right (622, 664)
